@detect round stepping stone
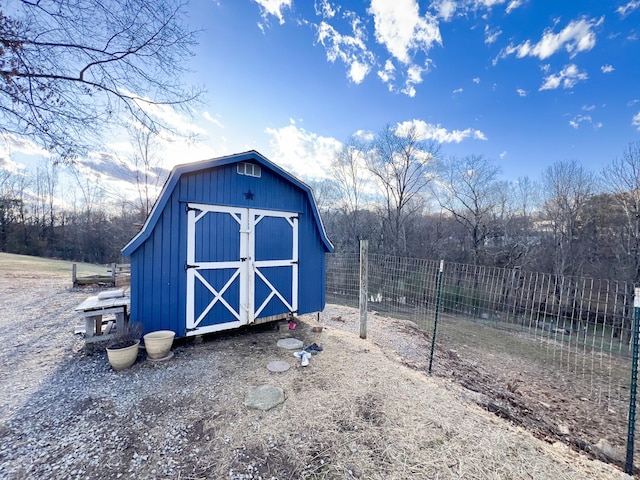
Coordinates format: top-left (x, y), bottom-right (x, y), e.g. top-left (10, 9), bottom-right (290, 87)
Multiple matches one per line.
top-left (244, 385), bottom-right (285, 411)
top-left (266, 360), bottom-right (290, 373)
top-left (276, 338), bottom-right (303, 350)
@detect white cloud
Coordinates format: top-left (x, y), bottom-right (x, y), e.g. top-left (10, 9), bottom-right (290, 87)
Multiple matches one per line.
top-left (473, 77), bottom-right (480, 84)
top-left (368, 0), bottom-right (442, 64)
top-left (253, 0), bottom-right (292, 26)
top-left (452, 87), bottom-right (463, 94)
top-left (120, 89), bottom-right (207, 137)
top-left (397, 119), bottom-right (487, 143)
top-left (316, 1), bottom-right (444, 96)
top-left (567, 108), bottom-right (602, 130)
top-left (316, 15), bottom-right (375, 84)
top-left (315, 0), bottom-right (337, 19)
top-left (633, 112), bottom-right (640, 131)
top-left (505, 0), bottom-right (524, 14)
top-left (377, 59), bottom-right (396, 85)
top-left (348, 61), bottom-right (371, 84)
top-left (601, 64), bottom-right (615, 73)
top-left (366, 0), bottom-right (442, 96)
top-left (499, 151), bottom-right (507, 159)
top-left (404, 64), bottom-right (429, 96)
top-left (265, 121), bottom-right (342, 179)
top-left (378, 61), bottom-right (433, 97)
top-left (617, 1), bottom-right (640, 17)
top-left (516, 88), bottom-right (527, 97)
top-left (474, 0), bottom-right (507, 7)
top-left (432, 0), bottom-right (457, 21)
top-left (539, 64), bottom-right (588, 91)
top-left (499, 16), bottom-right (602, 61)
top-left (353, 129), bottom-right (375, 142)
top-left (568, 115), bottom-right (592, 129)
top-left (484, 25), bottom-right (502, 44)
top-left (203, 112), bottom-right (224, 128)
top-left (0, 133), bottom-right (51, 159)
top-left (0, 153), bottom-right (26, 175)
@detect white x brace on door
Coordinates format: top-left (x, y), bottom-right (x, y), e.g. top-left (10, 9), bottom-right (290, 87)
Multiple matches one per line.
top-left (185, 203), bottom-right (298, 336)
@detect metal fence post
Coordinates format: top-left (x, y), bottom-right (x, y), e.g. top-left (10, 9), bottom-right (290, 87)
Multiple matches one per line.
top-left (625, 287), bottom-right (640, 475)
top-left (359, 240), bottom-right (368, 340)
top-left (429, 260), bottom-right (444, 374)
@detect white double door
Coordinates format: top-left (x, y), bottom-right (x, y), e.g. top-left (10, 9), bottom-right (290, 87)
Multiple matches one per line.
top-left (185, 203), bottom-right (298, 335)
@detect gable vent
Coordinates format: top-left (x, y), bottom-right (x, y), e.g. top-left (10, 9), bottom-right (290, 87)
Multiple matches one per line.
top-left (237, 162), bottom-right (261, 178)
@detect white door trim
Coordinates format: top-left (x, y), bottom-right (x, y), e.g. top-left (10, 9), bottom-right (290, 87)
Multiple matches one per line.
top-left (186, 203), bottom-right (246, 335)
top-left (248, 208), bottom-right (298, 322)
top-left (185, 203), bottom-right (299, 335)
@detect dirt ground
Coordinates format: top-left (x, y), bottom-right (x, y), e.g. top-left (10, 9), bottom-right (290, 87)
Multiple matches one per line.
top-left (321, 307), bottom-right (633, 468)
top-left (0, 263), bottom-right (633, 479)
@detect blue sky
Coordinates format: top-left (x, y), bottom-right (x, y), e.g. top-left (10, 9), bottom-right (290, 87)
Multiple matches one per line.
top-left (185, 0), bottom-right (640, 182)
top-left (2, 0), bottom-right (640, 199)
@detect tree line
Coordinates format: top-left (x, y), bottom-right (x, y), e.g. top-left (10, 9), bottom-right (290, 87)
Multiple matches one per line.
top-left (314, 127), bottom-right (640, 288)
top-left (0, 159), bottom-right (142, 264)
top-left (1, 126), bottom-right (640, 289)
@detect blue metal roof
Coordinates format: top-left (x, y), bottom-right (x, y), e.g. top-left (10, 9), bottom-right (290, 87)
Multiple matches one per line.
top-left (122, 150), bottom-right (334, 256)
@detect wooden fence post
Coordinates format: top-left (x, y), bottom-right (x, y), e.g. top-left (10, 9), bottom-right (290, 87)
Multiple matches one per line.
top-left (359, 239), bottom-right (368, 339)
top-left (72, 263), bottom-right (77, 286)
top-left (111, 263), bottom-right (116, 285)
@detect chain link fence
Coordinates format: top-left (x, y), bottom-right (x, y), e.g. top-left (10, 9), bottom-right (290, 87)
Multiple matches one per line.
top-left (326, 251), bottom-right (637, 471)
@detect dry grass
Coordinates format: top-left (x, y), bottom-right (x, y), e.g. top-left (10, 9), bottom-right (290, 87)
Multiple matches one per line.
top-left (179, 321), bottom-right (627, 480)
top-left (0, 252), bottom-right (106, 277)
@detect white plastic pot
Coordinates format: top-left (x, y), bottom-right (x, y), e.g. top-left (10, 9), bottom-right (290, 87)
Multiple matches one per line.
top-left (106, 341), bottom-right (140, 371)
top-left (143, 330), bottom-right (176, 360)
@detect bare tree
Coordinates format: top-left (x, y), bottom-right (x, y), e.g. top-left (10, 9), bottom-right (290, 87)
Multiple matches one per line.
top-left (0, 160), bottom-right (22, 252)
top-left (541, 159), bottom-right (596, 277)
top-left (38, 160), bottom-right (58, 249)
top-left (435, 154), bottom-right (502, 266)
top-left (491, 176), bottom-right (541, 268)
top-left (331, 138), bottom-right (368, 251)
top-left (0, 0), bottom-right (201, 161)
top-left (305, 178), bottom-right (338, 214)
top-left (70, 165), bottom-right (104, 224)
top-left (601, 142), bottom-right (640, 285)
top-left (128, 127), bottom-right (168, 219)
top-left (365, 124), bottom-right (440, 255)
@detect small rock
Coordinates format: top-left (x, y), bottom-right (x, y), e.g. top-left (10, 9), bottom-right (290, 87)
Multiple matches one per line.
top-left (244, 385), bottom-right (285, 411)
top-left (266, 360), bottom-right (290, 373)
top-left (276, 338), bottom-right (303, 350)
top-left (595, 438), bottom-right (624, 462)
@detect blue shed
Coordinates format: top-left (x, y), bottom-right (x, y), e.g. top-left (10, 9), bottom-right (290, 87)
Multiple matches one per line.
top-left (121, 151), bottom-right (334, 337)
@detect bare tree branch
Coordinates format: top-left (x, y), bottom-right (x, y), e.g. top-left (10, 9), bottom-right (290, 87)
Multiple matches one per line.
top-left (0, 0), bottom-right (203, 161)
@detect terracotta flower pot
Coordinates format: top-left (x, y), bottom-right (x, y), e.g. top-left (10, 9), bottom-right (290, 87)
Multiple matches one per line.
top-left (143, 330), bottom-right (175, 359)
top-left (106, 340), bottom-right (140, 371)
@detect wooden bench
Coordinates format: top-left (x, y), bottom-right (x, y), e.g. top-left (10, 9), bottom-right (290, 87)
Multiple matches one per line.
top-left (75, 290), bottom-right (130, 354)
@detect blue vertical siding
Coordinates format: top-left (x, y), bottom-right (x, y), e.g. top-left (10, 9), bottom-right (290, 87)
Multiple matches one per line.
top-left (125, 153), bottom-right (331, 337)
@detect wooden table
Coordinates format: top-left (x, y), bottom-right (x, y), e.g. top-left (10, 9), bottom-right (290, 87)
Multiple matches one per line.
top-left (75, 292), bottom-right (130, 354)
